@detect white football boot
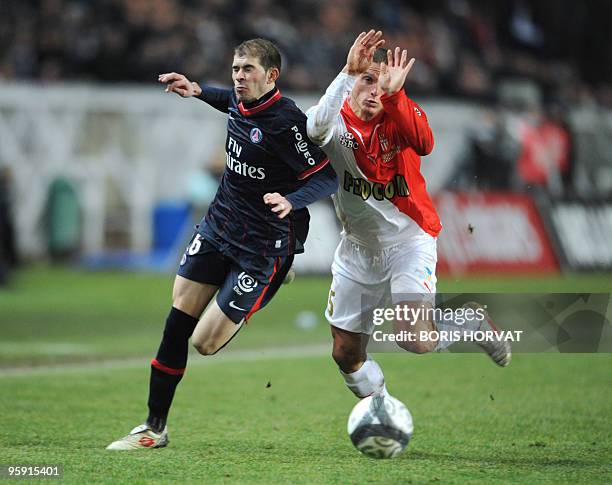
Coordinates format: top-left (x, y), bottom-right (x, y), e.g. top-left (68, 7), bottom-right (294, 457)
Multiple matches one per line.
top-left (464, 302), bottom-right (512, 367)
top-left (106, 424), bottom-right (168, 450)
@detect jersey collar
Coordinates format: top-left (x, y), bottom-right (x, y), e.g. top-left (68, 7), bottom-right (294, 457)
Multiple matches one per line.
top-left (238, 87), bottom-right (282, 116)
top-left (340, 98), bottom-right (384, 129)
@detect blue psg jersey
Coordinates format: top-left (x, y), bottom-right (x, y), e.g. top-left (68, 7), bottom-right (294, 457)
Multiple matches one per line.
top-left (196, 86), bottom-right (330, 257)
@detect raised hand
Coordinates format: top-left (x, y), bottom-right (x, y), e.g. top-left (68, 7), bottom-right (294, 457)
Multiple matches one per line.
top-left (379, 47), bottom-right (415, 95)
top-left (158, 72), bottom-right (202, 98)
top-left (344, 30), bottom-right (385, 76)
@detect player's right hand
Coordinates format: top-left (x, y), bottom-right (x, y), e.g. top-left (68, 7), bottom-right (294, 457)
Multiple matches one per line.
top-left (263, 192), bottom-right (292, 219)
top-left (344, 30), bottom-right (385, 76)
top-left (379, 48), bottom-right (415, 95)
top-left (158, 72), bottom-right (202, 98)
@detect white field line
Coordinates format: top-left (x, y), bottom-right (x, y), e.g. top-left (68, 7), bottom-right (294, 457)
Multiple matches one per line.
top-left (0, 343), bottom-right (331, 377)
top-left (0, 342), bottom-right (94, 355)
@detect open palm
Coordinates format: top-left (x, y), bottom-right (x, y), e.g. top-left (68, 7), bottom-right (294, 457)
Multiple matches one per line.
top-left (345, 30), bottom-right (385, 76)
top-left (379, 47), bottom-right (415, 95)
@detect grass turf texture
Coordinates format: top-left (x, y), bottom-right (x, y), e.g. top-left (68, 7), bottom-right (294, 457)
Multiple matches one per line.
top-left (2, 267), bottom-right (611, 366)
top-left (0, 354), bottom-right (610, 484)
top-left (1, 267), bottom-right (611, 483)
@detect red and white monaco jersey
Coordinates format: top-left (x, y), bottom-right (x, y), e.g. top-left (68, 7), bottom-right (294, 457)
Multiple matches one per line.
top-left (306, 72), bottom-right (441, 248)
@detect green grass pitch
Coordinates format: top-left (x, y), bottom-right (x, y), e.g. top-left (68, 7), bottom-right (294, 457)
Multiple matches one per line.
top-left (0, 267), bottom-right (611, 483)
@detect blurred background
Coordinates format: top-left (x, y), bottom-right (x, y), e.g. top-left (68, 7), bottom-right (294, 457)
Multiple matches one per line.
top-left (0, 0), bottom-right (611, 365)
top-left (1, 6), bottom-right (610, 480)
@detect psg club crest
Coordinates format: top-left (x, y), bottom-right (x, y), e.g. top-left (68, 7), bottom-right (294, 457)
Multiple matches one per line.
top-left (250, 127), bottom-right (263, 144)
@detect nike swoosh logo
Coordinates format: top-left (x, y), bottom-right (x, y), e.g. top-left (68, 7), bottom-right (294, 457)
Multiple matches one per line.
top-left (229, 301), bottom-right (246, 311)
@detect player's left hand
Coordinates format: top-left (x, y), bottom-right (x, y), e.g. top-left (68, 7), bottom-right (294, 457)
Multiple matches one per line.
top-left (263, 192), bottom-right (292, 219)
top-left (379, 47), bottom-right (415, 95)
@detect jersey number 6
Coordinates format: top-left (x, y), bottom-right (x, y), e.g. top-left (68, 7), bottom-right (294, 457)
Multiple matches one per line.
top-left (188, 234), bottom-right (203, 256)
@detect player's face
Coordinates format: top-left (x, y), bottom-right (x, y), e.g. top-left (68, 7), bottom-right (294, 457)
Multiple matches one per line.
top-left (232, 55), bottom-right (273, 102)
top-left (350, 64), bottom-right (384, 120)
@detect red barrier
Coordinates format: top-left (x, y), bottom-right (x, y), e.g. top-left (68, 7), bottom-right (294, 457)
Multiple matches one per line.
top-left (433, 192), bottom-right (559, 274)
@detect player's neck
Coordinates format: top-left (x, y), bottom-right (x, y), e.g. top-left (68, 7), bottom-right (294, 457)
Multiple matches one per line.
top-left (243, 85), bottom-right (278, 108)
top-left (348, 98), bottom-right (382, 123)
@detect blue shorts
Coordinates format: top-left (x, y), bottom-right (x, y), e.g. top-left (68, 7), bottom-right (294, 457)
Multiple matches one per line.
top-left (177, 230), bottom-right (293, 324)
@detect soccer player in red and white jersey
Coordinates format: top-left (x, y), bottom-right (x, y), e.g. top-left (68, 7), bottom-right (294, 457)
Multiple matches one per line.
top-left (307, 32), bottom-right (511, 400)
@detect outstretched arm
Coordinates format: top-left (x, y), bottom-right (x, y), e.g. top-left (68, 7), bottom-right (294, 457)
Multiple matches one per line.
top-left (264, 110), bottom-right (339, 219)
top-left (379, 49), bottom-right (433, 156)
top-left (263, 164), bottom-right (338, 219)
top-left (306, 30), bottom-right (385, 146)
top-left (158, 72), bottom-right (231, 113)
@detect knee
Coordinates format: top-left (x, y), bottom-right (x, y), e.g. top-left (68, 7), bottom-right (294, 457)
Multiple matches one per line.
top-left (192, 339), bottom-right (220, 356)
top-left (171, 284), bottom-right (206, 319)
top-left (332, 346), bottom-right (364, 373)
top-left (172, 296), bottom-right (200, 319)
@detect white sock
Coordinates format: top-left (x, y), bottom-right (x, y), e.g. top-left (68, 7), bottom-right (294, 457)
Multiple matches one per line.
top-left (434, 310), bottom-right (483, 351)
top-left (339, 355), bottom-right (387, 398)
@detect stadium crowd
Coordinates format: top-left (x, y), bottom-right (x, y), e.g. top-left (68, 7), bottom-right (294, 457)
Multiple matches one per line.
top-left (0, 0), bottom-right (610, 106)
top-left (0, 0), bottom-right (609, 198)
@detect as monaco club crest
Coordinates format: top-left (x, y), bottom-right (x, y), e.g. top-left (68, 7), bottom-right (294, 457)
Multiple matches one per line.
top-left (250, 127), bottom-right (263, 144)
top-left (378, 133), bottom-right (389, 152)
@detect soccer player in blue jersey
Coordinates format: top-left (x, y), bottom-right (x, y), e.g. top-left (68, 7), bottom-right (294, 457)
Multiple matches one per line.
top-left (106, 34), bottom-right (383, 450)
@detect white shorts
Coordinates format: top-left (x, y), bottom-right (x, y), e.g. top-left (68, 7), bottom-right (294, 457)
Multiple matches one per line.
top-left (325, 235), bottom-right (437, 335)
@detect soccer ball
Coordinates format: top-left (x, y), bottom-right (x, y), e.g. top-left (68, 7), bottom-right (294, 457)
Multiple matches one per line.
top-left (347, 394), bottom-right (413, 459)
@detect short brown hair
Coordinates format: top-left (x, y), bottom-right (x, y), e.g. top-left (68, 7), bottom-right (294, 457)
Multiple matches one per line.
top-left (234, 38), bottom-right (282, 73)
top-left (373, 48), bottom-right (388, 64)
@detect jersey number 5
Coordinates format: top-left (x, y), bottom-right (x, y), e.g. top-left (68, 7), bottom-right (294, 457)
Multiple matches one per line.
top-left (327, 289), bottom-right (336, 317)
